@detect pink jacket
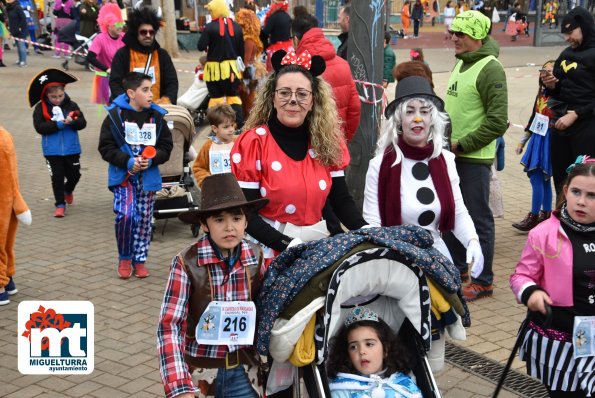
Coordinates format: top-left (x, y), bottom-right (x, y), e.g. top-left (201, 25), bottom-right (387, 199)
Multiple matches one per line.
top-left (510, 214), bottom-right (574, 307)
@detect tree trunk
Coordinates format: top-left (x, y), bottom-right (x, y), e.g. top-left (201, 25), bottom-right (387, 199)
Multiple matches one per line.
top-left (345, 0), bottom-right (386, 209)
top-left (161, 0), bottom-right (179, 58)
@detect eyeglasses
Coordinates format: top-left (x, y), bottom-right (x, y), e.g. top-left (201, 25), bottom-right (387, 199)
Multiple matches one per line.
top-left (275, 88), bottom-right (312, 103)
top-left (139, 29), bottom-right (155, 37)
top-left (449, 30), bottom-right (466, 38)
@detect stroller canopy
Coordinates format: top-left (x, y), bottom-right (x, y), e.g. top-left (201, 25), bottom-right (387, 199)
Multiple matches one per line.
top-left (256, 226), bottom-right (469, 358)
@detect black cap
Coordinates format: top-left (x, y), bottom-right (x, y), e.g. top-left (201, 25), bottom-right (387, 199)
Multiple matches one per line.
top-left (561, 16), bottom-right (580, 33)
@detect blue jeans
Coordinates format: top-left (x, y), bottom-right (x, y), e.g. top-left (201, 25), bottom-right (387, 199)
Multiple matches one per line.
top-left (443, 162), bottom-right (494, 285)
top-left (215, 366), bottom-right (258, 398)
top-left (17, 39), bottom-right (27, 64)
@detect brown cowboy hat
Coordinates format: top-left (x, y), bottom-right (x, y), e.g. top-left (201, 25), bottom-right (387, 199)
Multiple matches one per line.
top-left (178, 173), bottom-right (269, 225)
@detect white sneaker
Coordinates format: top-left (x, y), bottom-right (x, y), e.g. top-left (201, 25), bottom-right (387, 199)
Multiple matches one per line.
top-left (19, 62), bottom-right (28, 67)
top-left (51, 54), bottom-right (62, 59)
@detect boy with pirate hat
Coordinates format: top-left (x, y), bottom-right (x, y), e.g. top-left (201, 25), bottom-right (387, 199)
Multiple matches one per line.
top-left (29, 68), bottom-right (87, 218)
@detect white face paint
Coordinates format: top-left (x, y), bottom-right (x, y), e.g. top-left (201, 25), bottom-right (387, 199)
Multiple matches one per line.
top-left (400, 99), bottom-right (433, 147)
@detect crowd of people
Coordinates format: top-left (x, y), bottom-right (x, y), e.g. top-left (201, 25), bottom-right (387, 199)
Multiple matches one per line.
top-left (4, 0), bottom-right (595, 397)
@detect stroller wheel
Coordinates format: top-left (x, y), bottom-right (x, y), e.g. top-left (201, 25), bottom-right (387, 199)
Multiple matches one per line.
top-left (62, 60), bottom-right (69, 70)
top-left (191, 224), bottom-right (200, 237)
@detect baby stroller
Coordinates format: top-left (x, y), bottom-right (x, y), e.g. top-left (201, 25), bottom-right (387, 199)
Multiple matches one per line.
top-left (257, 226), bottom-right (470, 398)
top-left (177, 71), bottom-right (210, 126)
top-left (56, 20), bottom-right (97, 70)
top-left (153, 104), bottom-right (201, 237)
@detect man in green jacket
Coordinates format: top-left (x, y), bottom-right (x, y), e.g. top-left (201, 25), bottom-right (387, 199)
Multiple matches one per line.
top-left (443, 10), bottom-right (508, 301)
top-left (383, 31), bottom-right (396, 88)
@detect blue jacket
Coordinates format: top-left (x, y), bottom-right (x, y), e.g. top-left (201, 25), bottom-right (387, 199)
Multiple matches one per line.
top-left (32, 94), bottom-right (86, 156)
top-left (98, 94), bottom-right (173, 191)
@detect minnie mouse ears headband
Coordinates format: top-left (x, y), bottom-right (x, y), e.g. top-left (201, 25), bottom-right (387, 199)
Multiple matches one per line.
top-left (566, 155), bottom-right (595, 173)
top-left (271, 50), bottom-right (326, 77)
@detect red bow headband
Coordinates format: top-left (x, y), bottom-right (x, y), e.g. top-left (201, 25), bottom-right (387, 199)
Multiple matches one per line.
top-left (281, 50), bottom-right (312, 70)
top-left (271, 50), bottom-right (326, 77)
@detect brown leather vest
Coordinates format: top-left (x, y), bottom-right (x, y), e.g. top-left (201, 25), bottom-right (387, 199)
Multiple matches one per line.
top-left (179, 241), bottom-right (262, 368)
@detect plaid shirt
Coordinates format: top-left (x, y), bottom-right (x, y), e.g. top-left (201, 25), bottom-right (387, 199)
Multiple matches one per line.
top-left (157, 236), bottom-right (259, 398)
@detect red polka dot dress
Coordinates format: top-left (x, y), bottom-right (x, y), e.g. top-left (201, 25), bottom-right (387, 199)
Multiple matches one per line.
top-left (231, 125), bottom-right (350, 227)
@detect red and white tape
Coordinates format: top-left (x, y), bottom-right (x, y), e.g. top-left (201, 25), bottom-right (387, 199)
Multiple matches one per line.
top-left (12, 36), bottom-right (88, 57)
top-left (354, 79), bottom-right (388, 109)
top-left (14, 36), bottom-right (198, 75)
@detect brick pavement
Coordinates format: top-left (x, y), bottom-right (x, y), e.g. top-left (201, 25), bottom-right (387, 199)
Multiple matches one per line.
top-left (0, 42), bottom-right (566, 397)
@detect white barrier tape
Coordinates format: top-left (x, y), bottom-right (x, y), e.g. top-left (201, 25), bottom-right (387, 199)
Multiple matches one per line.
top-left (12, 36), bottom-right (87, 57)
top-left (175, 68), bottom-right (197, 75)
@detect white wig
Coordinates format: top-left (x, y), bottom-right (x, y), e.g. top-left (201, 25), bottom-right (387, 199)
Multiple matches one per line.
top-left (376, 95), bottom-right (448, 165)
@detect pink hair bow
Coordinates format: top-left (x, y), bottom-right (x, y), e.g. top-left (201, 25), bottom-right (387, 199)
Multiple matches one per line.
top-left (280, 50), bottom-right (313, 70)
top-left (410, 49), bottom-right (420, 58)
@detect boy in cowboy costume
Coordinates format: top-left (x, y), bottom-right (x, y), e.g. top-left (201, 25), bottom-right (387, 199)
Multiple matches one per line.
top-left (29, 68), bottom-right (87, 218)
top-left (158, 173), bottom-right (267, 398)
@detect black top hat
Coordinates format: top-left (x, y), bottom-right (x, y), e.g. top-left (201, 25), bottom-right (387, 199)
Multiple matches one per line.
top-left (178, 173), bottom-right (269, 225)
top-left (384, 76), bottom-right (444, 118)
top-left (28, 68), bottom-right (78, 107)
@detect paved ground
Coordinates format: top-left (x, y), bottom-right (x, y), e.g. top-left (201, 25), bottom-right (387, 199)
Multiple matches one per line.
top-left (0, 35), bottom-right (567, 397)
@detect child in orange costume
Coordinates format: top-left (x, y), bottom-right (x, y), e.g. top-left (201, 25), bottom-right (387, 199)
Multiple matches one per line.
top-left (0, 126), bottom-right (31, 305)
top-left (401, 1), bottom-right (411, 36)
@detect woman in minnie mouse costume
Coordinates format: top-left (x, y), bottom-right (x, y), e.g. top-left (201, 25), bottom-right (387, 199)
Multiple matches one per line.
top-left (230, 50), bottom-right (368, 273)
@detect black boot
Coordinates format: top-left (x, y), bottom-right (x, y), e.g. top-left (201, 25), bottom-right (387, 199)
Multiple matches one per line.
top-left (537, 211), bottom-right (552, 224)
top-left (0, 60), bottom-right (5, 67)
top-left (512, 212), bottom-right (540, 232)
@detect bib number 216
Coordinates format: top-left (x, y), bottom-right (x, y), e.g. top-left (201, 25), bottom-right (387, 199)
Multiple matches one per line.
top-left (223, 316), bottom-right (247, 332)
top-left (195, 301), bottom-right (256, 346)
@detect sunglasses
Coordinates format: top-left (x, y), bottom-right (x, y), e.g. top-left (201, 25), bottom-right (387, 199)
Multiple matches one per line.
top-left (139, 29), bottom-right (155, 37)
top-left (449, 30), bottom-right (467, 38)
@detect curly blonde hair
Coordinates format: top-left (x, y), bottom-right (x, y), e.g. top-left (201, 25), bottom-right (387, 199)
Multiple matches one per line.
top-left (244, 65), bottom-right (344, 167)
top-left (235, 8), bottom-right (263, 55)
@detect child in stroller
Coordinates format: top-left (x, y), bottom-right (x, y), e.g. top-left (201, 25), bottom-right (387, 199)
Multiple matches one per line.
top-left (258, 226), bottom-right (466, 398)
top-left (327, 307), bottom-right (422, 398)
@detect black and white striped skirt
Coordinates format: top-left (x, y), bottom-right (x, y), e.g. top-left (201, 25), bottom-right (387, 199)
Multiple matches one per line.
top-left (519, 326), bottom-right (595, 394)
